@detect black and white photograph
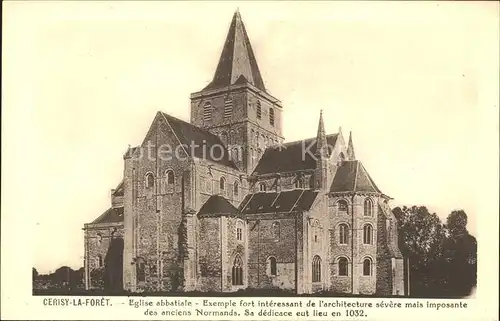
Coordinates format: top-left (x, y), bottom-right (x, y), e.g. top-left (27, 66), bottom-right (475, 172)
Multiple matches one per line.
top-left (2, 1), bottom-right (498, 320)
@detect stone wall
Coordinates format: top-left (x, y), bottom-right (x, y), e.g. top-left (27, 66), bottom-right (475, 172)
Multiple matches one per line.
top-left (327, 194), bottom-right (379, 294)
top-left (246, 215), bottom-right (297, 290)
top-left (123, 113), bottom-right (193, 292)
top-left (84, 223), bottom-right (124, 289)
top-left (197, 217), bottom-right (222, 291)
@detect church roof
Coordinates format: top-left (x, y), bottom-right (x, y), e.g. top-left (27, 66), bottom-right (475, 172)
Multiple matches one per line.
top-left (198, 195), bottom-right (239, 217)
top-left (252, 134), bottom-right (339, 175)
top-left (239, 189), bottom-right (319, 214)
top-left (112, 180), bottom-right (124, 196)
top-left (203, 10), bottom-right (266, 92)
top-left (330, 160), bottom-right (382, 194)
top-left (160, 112), bottom-right (239, 170)
top-left (90, 207), bottom-right (124, 224)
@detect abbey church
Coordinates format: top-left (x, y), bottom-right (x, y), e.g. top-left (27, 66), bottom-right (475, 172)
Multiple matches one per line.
top-left (83, 10), bottom-right (408, 295)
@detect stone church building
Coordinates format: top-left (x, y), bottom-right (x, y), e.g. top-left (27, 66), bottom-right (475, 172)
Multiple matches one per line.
top-left (83, 10), bottom-right (408, 295)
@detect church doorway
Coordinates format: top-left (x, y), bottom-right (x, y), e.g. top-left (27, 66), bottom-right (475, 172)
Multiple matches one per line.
top-left (103, 236), bottom-right (124, 292)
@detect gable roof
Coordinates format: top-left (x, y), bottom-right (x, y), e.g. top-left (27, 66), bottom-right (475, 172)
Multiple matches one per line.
top-left (330, 160), bottom-right (382, 194)
top-left (239, 189), bottom-right (318, 215)
top-left (253, 134), bottom-right (339, 175)
top-left (198, 195), bottom-right (239, 217)
top-left (160, 112), bottom-right (239, 170)
top-left (90, 207), bottom-right (124, 224)
top-left (203, 10), bottom-right (266, 92)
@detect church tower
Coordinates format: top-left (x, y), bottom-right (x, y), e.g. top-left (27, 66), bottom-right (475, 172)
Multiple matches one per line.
top-left (190, 10), bottom-right (284, 174)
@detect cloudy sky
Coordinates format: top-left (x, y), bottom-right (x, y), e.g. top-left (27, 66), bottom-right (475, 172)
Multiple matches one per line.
top-left (2, 1), bottom-right (498, 274)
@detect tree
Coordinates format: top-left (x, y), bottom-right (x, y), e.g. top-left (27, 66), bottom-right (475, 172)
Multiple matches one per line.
top-left (32, 268), bottom-right (39, 280)
top-left (393, 206), bottom-right (447, 297)
top-left (442, 210), bottom-right (477, 297)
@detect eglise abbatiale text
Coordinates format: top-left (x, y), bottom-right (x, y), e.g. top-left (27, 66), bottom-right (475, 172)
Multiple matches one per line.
top-left (83, 10), bottom-right (409, 295)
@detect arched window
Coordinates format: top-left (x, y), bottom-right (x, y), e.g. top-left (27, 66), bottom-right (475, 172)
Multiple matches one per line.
top-left (233, 182), bottom-right (239, 197)
top-left (337, 200), bottom-right (348, 212)
top-left (232, 255), bottom-right (243, 285)
top-left (364, 198), bottom-right (373, 216)
top-left (338, 257), bottom-right (348, 276)
top-left (339, 224), bottom-right (349, 244)
top-left (219, 177), bottom-right (226, 191)
top-left (136, 258), bottom-right (145, 282)
top-left (256, 100), bottom-right (262, 119)
top-left (312, 255), bottom-right (321, 282)
top-left (363, 258), bottom-right (372, 276)
top-left (145, 173), bottom-right (154, 188)
top-left (294, 177), bottom-right (303, 189)
top-left (269, 108), bottom-right (275, 126)
top-left (259, 183), bottom-right (267, 192)
top-left (268, 256), bottom-right (277, 276)
top-left (272, 221), bottom-right (280, 240)
top-left (363, 224), bottom-right (373, 245)
top-left (96, 255), bottom-right (103, 268)
top-left (236, 221), bottom-right (243, 241)
top-left (309, 175), bottom-right (315, 189)
top-left (165, 170), bottom-right (174, 185)
top-left (96, 233), bottom-right (102, 245)
top-left (203, 101), bottom-right (212, 122)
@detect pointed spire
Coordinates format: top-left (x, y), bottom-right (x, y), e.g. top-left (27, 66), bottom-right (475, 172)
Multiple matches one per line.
top-left (315, 110), bottom-right (328, 158)
top-left (347, 131), bottom-right (356, 160)
top-left (204, 10), bottom-right (266, 92)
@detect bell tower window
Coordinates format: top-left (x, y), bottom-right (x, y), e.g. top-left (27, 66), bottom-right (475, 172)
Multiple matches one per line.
top-left (203, 102), bottom-right (212, 122)
top-left (256, 100), bottom-right (262, 119)
top-left (224, 98), bottom-right (233, 119)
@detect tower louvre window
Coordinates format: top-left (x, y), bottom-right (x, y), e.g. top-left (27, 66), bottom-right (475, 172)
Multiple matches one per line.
top-left (269, 108), bottom-right (275, 125)
top-left (203, 102), bottom-right (212, 122)
top-left (224, 98), bottom-right (233, 119)
top-left (256, 100), bottom-right (262, 119)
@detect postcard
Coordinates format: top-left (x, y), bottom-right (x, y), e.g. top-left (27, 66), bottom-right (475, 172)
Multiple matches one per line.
top-left (1, 1), bottom-right (498, 320)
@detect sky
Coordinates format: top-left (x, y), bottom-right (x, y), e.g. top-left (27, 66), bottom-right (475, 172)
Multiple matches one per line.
top-left (2, 1), bottom-right (498, 274)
